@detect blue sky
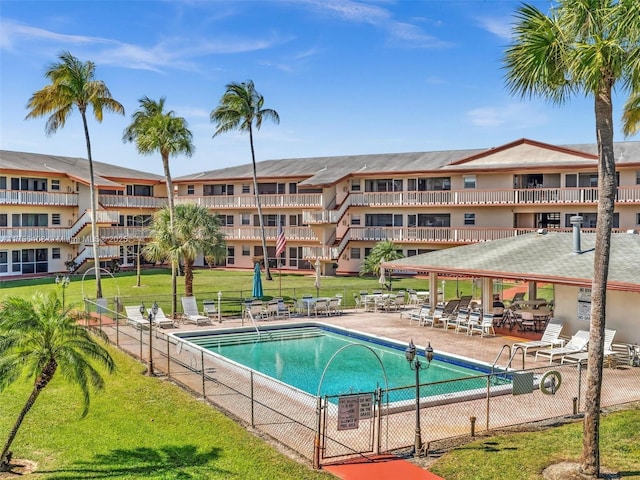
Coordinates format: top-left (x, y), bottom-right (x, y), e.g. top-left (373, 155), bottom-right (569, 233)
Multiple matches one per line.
top-left (1, 0), bottom-right (635, 177)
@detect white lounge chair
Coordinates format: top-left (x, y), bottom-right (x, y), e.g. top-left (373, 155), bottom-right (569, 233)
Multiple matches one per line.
top-left (512, 323), bottom-right (564, 355)
top-left (469, 312), bottom-right (496, 337)
top-left (562, 329), bottom-right (617, 365)
top-left (181, 296), bottom-right (211, 326)
top-left (124, 305), bottom-right (151, 330)
top-left (535, 330), bottom-right (589, 364)
top-left (147, 306), bottom-right (176, 329)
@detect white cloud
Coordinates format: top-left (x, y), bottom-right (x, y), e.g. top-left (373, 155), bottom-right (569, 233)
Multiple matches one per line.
top-left (475, 16), bottom-right (513, 41)
top-left (467, 103), bottom-right (548, 129)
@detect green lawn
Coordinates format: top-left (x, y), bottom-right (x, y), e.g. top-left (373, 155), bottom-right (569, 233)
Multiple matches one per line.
top-left (430, 405), bottom-right (640, 479)
top-left (0, 346), bottom-right (333, 479)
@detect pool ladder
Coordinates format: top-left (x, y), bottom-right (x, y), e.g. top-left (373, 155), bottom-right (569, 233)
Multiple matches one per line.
top-left (492, 344), bottom-right (526, 373)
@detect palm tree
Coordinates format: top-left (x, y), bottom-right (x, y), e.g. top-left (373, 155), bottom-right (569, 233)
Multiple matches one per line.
top-left (359, 240), bottom-right (403, 290)
top-left (211, 80), bottom-right (280, 281)
top-left (0, 292), bottom-right (115, 470)
top-left (26, 51), bottom-right (125, 299)
top-left (144, 203), bottom-right (226, 297)
top-left (504, 2), bottom-right (640, 476)
top-left (622, 91), bottom-right (640, 137)
top-left (123, 96), bottom-right (194, 316)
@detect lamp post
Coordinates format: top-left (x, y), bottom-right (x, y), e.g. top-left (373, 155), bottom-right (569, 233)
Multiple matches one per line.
top-left (55, 274), bottom-right (71, 309)
top-left (145, 301), bottom-right (158, 376)
top-left (405, 339), bottom-right (434, 457)
top-left (217, 291), bottom-right (222, 323)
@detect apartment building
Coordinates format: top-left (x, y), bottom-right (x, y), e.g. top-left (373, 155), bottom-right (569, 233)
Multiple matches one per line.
top-left (0, 150), bottom-right (166, 277)
top-left (173, 139), bottom-right (640, 275)
top-left (2, 138), bottom-right (640, 278)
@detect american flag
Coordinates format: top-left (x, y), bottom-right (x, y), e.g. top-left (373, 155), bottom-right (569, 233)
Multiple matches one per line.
top-left (275, 223), bottom-right (287, 256)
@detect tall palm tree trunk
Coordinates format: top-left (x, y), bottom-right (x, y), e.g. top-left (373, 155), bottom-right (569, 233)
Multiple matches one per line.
top-left (184, 260), bottom-right (194, 296)
top-left (581, 87), bottom-right (616, 477)
top-left (80, 109), bottom-right (103, 299)
top-left (1, 362), bottom-right (56, 469)
top-left (162, 152), bottom-right (178, 317)
top-left (249, 127), bottom-right (272, 280)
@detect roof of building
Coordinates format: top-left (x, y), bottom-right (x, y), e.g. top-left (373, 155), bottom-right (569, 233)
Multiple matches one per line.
top-left (174, 138), bottom-right (640, 185)
top-left (0, 150), bottom-right (164, 188)
top-left (382, 230), bottom-right (640, 292)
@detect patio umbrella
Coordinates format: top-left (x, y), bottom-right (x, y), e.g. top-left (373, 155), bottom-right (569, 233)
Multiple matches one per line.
top-left (379, 266), bottom-right (386, 289)
top-left (252, 262), bottom-right (263, 298)
top-left (314, 259), bottom-right (321, 296)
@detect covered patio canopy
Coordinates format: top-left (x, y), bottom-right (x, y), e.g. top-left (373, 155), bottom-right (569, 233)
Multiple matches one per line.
top-left (382, 230), bottom-right (640, 293)
top-left (383, 230), bottom-right (640, 341)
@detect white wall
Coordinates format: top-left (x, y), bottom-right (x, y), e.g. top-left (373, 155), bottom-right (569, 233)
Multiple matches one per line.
top-left (554, 284), bottom-right (640, 343)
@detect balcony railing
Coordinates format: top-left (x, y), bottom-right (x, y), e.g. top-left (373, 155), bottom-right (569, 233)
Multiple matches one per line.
top-left (345, 186), bottom-right (640, 208)
top-left (0, 190), bottom-right (78, 206)
top-left (0, 227), bottom-right (71, 243)
top-left (220, 226), bottom-right (317, 241)
top-left (69, 210), bottom-right (120, 239)
top-left (74, 245), bottom-right (120, 265)
top-left (176, 193), bottom-right (323, 209)
top-left (99, 194), bottom-right (168, 208)
top-left (302, 246), bottom-right (339, 261)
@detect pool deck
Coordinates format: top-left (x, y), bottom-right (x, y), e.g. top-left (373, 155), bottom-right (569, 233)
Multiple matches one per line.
top-left (100, 307), bottom-right (640, 480)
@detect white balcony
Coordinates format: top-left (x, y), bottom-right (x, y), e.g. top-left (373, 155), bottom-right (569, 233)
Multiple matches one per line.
top-left (220, 226), bottom-right (317, 241)
top-left (0, 190), bottom-right (78, 206)
top-left (176, 193), bottom-right (324, 209)
top-left (0, 227), bottom-right (71, 243)
top-left (99, 194), bottom-right (168, 208)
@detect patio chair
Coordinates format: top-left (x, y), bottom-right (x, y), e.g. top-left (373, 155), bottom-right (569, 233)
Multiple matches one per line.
top-left (328, 297), bottom-right (341, 316)
top-left (512, 323), bottom-right (564, 356)
top-left (456, 310), bottom-right (479, 334)
top-left (181, 296), bottom-right (211, 326)
top-left (124, 305), bottom-right (151, 330)
top-left (562, 329), bottom-right (617, 365)
top-left (245, 300), bottom-right (264, 320)
top-left (445, 308), bottom-right (469, 331)
top-left (276, 298), bottom-right (292, 319)
top-left (535, 330), bottom-right (589, 364)
top-left (263, 300), bottom-right (280, 318)
top-left (456, 295), bottom-right (473, 313)
top-left (469, 312), bottom-right (496, 337)
top-left (506, 291), bottom-right (526, 307)
top-left (147, 306), bottom-right (176, 329)
top-left (314, 298), bottom-right (330, 316)
top-left (353, 293), bottom-right (363, 311)
top-left (441, 299), bottom-right (460, 320)
top-left (423, 306), bottom-right (446, 328)
top-left (333, 294), bottom-right (344, 315)
top-left (202, 299), bottom-right (218, 321)
top-left (403, 304), bottom-right (430, 326)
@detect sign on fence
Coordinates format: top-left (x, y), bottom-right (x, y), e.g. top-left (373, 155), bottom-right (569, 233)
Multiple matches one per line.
top-left (338, 393), bottom-right (373, 430)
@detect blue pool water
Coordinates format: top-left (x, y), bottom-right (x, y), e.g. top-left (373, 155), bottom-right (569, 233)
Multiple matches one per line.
top-left (175, 323), bottom-right (506, 400)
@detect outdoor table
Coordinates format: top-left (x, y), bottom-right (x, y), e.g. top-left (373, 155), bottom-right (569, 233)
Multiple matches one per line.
top-left (515, 308), bottom-right (552, 331)
top-left (297, 297), bottom-right (317, 316)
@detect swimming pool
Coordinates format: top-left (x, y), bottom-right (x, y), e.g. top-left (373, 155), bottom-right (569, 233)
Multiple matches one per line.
top-left (173, 322), bottom-right (510, 401)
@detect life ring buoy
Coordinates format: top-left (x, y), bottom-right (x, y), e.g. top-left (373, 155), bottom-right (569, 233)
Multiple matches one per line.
top-left (540, 370), bottom-right (562, 395)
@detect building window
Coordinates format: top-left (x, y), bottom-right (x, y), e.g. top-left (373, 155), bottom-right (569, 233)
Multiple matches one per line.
top-left (241, 214), bottom-right (250, 225)
top-left (351, 180), bottom-right (361, 192)
top-left (636, 171), bottom-right (640, 185)
top-left (0, 214), bottom-right (6, 227)
top-left (227, 246), bottom-right (235, 265)
top-left (464, 213), bottom-right (475, 225)
top-left (242, 246), bottom-right (250, 256)
top-left (637, 213), bottom-right (640, 225)
top-left (225, 215), bottom-right (234, 226)
top-left (52, 247), bottom-right (61, 259)
top-left (351, 214), bottom-right (361, 226)
top-left (51, 214), bottom-right (61, 225)
top-left (242, 184), bottom-right (251, 194)
top-left (0, 251), bottom-right (7, 273)
top-left (187, 185), bottom-right (195, 195)
top-left (51, 179), bottom-right (60, 191)
top-left (350, 247), bottom-right (361, 260)
top-left (12, 248), bottom-right (48, 274)
top-left (463, 176), bottom-right (476, 189)
top-left (126, 184), bottom-right (153, 196)
top-left (0, 177), bottom-right (6, 190)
